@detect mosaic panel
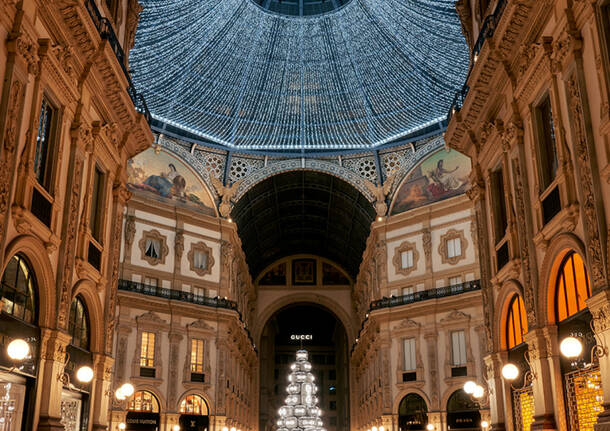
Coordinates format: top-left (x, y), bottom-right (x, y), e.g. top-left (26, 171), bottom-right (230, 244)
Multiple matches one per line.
top-left (512, 386), bottom-right (534, 431)
top-left (565, 366), bottom-right (604, 431)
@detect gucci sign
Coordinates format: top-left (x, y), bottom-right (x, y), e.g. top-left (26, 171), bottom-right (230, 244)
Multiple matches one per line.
top-left (290, 334), bottom-right (313, 341)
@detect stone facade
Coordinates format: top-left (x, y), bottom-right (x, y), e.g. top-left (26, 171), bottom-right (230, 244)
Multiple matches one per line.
top-left (0, 1), bottom-right (152, 430)
top-left (112, 192), bottom-right (257, 431)
top-left (447, 0), bottom-right (610, 429)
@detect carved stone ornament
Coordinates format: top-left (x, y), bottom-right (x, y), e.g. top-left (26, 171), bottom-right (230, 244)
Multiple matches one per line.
top-left (566, 75), bottom-right (606, 289)
top-left (438, 229), bottom-right (468, 265)
top-left (189, 319), bottom-right (215, 331)
top-left (440, 309), bottom-right (471, 324)
top-left (392, 240), bottom-right (419, 276)
top-left (124, 216), bottom-right (135, 246)
top-left (136, 311), bottom-right (167, 326)
top-left (175, 230), bottom-right (184, 259)
top-left (138, 229), bottom-right (169, 266)
top-left (393, 319), bottom-right (420, 331)
top-left (187, 241), bottom-right (215, 276)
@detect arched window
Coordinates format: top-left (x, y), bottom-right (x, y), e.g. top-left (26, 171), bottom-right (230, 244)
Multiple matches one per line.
top-left (446, 390), bottom-right (481, 430)
top-left (1, 254), bottom-right (37, 323)
top-left (506, 294), bottom-right (528, 349)
top-left (68, 296), bottom-right (90, 350)
top-left (128, 391), bottom-right (160, 413)
top-left (555, 251), bottom-right (591, 322)
top-left (180, 395), bottom-right (208, 415)
top-left (398, 393), bottom-right (428, 430)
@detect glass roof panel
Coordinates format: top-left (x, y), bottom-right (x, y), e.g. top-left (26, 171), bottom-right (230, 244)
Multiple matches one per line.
top-left (130, 0), bottom-right (469, 153)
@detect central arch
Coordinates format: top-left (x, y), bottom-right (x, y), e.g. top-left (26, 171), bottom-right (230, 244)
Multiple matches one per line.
top-left (231, 171), bottom-right (376, 279)
top-left (258, 303), bottom-right (350, 431)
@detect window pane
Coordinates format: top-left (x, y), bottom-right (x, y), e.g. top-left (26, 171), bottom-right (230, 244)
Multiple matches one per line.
top-left (403, 338), bottom-right (416, 371)
top-left (401, 250), bottom-right (413, 269)
top-left (140, 332), bottom-right (155, 367)
top-left (90, 166), bottom-right (105, 242)
top-left (34, 98), bottom-right (55, 190)
top-left (451, 330), bottom-right (466, 366)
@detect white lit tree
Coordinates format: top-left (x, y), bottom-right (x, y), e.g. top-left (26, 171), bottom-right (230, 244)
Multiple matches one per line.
top-left (276, 350), bottom-right (325, 431)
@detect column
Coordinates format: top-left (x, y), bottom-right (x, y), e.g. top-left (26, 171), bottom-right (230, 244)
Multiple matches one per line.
top-left (588, 290), bottom-right (610, 430)
top-left (90, 353), bottom-right (114, 430)
top-left (524, 327), bottom-right (564, 431)
top-left (484, 352), bottom-right (508, 431)
top-left (36, 329), bottom-right (72, 431)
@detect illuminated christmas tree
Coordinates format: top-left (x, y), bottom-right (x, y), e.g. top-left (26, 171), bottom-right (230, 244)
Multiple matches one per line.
top-left (276, 350), bottom-right (325, 431)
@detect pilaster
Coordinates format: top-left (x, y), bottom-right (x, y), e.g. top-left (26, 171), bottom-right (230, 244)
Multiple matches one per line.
top-left (90, 353), bottom-right (114, 430)
top-left (484, 352), bottom-right (508, 430)
top-left (587, 289), bottom-right (610, 429)
top-left (524, 327), bottom-right (562, 431)
top-left (36, 328), bottom-right (72, 431)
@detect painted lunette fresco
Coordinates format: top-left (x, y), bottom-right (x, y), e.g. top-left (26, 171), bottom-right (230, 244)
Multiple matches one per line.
top-left (391, 149), bottom-right (471, 215)
top-left (127, 148), bottom-right (216, 215)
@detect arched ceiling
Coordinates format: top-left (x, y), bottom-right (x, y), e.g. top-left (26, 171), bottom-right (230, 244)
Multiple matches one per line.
top-left (130, 0), bottom-right (469, 154)
top-left (231, 171), bottom-right (376, 278)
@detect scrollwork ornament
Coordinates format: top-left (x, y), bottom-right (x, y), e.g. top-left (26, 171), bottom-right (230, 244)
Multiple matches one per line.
top-left (566, 75), bottom-right (606, 289)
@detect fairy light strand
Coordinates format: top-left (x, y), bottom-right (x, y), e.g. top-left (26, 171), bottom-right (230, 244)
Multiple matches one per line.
top-left (130, 0), bottom-right (469, 152)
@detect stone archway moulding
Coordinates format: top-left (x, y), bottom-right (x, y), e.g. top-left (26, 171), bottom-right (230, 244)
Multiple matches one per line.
top-left (232, 159), bottom-right (376, 203)
top-left (538, 233), bottom-right (588, 326)
top-left (254, 293), bottom-right (356, 346)
top-left (392, 388), bottom-right (432, 413)
top-left (3, 235), bottom-right (56, 328)
top-left (493, 279), bottom-right (526, 351)
top-left (175, 389), bottom-right (214, 414)
top-left (71, 279), bottom-right (106, 354)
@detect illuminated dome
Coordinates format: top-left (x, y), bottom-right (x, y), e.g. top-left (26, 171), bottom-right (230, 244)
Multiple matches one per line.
top-left (130, 0), bottom-right (469, 153)
top-left (251, 0), bottom-right (353, 17)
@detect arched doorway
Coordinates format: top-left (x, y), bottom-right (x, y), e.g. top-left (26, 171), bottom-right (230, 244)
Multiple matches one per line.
top-left (549, 250), bottom-right (603, 430)
top-left (126, 391), bottom-right (160, 431)
top-left (0, 254), bottom-right (40, 431)
top-left (179, 394), bottom-right (209, 431)
top-left (397, 393), bottom-right (428, 431)
top-left (259, 303), bottom-right (349, 431)
top-left (446, 390), bottom-right (480, 430)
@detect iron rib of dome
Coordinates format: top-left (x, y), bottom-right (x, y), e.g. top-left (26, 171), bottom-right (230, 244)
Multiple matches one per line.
top-left (130, 0), bottom-right (469, 153)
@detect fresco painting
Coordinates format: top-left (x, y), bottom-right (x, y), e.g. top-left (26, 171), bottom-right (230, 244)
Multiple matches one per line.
top-left (391, 149), bottom-right (471, 215)
top-left (127, 148), bottom-right (215, 214)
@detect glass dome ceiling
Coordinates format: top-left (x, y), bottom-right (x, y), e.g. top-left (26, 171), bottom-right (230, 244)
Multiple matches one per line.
top-left (130, 0), bottom-right (469, 153)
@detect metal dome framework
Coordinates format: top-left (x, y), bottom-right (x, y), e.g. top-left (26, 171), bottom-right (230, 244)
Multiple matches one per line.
top-left (131, 0), bottom-right (469, 154)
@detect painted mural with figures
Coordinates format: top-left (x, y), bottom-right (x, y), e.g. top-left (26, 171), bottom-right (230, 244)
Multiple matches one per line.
top-left (127, 148), bottom-right (216, 215)
top-left (390, 148), bottom-right (471, 214)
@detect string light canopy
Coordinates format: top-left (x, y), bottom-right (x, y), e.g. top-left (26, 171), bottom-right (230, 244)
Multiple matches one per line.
top-left (130, 0), bottom-right (469, 154)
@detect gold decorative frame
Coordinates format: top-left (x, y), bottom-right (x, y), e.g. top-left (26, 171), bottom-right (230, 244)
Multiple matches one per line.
top-left (438, 229), bottom-right (468, 265)
top-left (187, 241), bottom-right (215, 276)
top-left (392, 240), bottom-right (419, 276)
top-left (138, 229), bottom-right (169, 266)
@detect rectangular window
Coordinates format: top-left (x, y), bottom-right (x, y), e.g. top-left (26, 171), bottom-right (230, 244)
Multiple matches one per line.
top-left (534, 95), bottom-right (559, 190)
top-left (401, 250), bottom-right (413, 269)
top-left (328, 369), bottom-right (336, 380)
top-left (491, 167), bottom-right (508, 244)
top-left (192, 286), bottom-right (205, 298)
top-left (449, 276), bottom-right (462, 287)
top-left (191, 338), bottom-right (204, 373)
top-left (403, 338), bottom-right (417, 371)
top-left (402, 286), bottom-right (414, 296)
top-left (145, 238), bottom-right (161, 258)
top-left (451, 330), bottom-right (467, 366)
top-left (90, 165), bottom-right (105, 243)
top-left (193, 250), bottom-right (208, 270)
top-left (329, 401), bottom-right (336, 411)
top-left (140, 331), bottom-right (155, 368)
top-left (34, 97), bottom-right (56, 191)
top-left (144, 277), bottom-right (158, 287)
top-left (447, 238), bottom-right (462, 258)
